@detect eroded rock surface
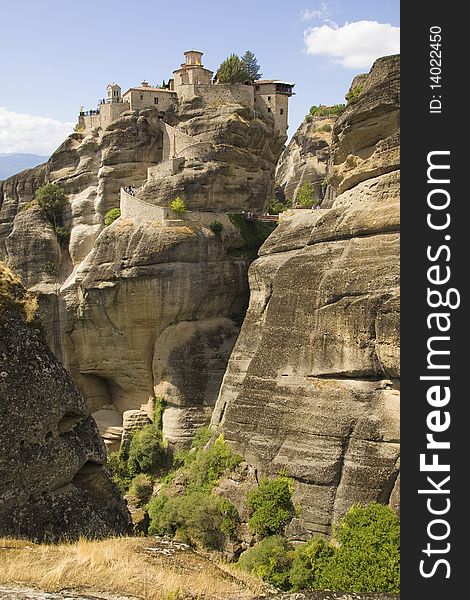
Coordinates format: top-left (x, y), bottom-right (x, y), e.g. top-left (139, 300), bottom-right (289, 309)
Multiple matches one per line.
top-left (275, 117), bottom-right (334, 204)
top-left (212, 55), bottom-right (400, 536)
top-left (0, 263), bottom-right (132, 541)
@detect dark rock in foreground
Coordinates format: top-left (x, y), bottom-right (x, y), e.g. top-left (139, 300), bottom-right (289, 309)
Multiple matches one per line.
top-left (0, 263), bottom-right (132, 541)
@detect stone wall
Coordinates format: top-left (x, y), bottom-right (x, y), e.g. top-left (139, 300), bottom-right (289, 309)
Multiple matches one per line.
top-left (162, 123), bottom-right (195, 160)
top-left (80, 102), bottom-right (130, 131)
top-left (120, 188), bottom-right (169, 223)
top-left (177, 83), bottom-right (255, 108)
top-left (122, 89), bottom-right (177, 112)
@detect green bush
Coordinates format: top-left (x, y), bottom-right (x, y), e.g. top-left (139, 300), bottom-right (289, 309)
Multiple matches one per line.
top-left (104, 207), bottom-right (121, 226)
top-left (148, 490), bottom-right (239, 550)
top-left (318, 124), bottom-right (332, 133)
top-left (247, 474), bottom-right (295, 537)
top-left (107, 448), bottom-right (132, 493)
top-left (268, 200), bottom-right (286, 214)
top-left (148, 431), bottom-right (242, 549)
top-left (170, 197), bottom-right (187, 216)
top-left (128, 425), bottom-right (165, 476)
top-left (43, 261), bottom-right (58, 276)
top-left (239, 503), bottom-right (400, 593)
top-left (107, 397), bottom-right (166, 491)
top-left (128, 473), bottom-right (154, 506)
top-left (183, 434), bottom-right (242, 492)
top-left (191, 426), bottom-right (213, 450)
top-left (308, 104), bottom-right (345, 117)
top-left (289, 537), bottom-right (334, 591)
top-left (346, 85), bottom-right (364, 104)
top-left (238, 536), bottom-right (294, 591)
top-left (209, 220), bottom-right (224, 235)
top-left (320, 503), bottom-right (400, 593)
top-left (296, 180), bottom-right (317, 208)
top-left (54, 226), bottom-right (70, 247)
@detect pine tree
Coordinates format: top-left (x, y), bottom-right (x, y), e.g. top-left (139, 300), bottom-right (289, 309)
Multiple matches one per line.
top-left (241, 50), bottom-right (262, 81)
top-left (216, 54), bottom-right (249, 84)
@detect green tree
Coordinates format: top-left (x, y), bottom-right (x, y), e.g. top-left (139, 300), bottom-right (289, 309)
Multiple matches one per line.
top-left (296, 180), bottom-right (316, 208)
top-left (35, 183), bottom-right (66, 227)
top-left (170, 197), bottom-right (187, 217)
top-left (216, 54), bottom-right (249, 84)
top-left (241, 50), bottom-right (262, 81)
top-left (247, 474), bottom-right (296, 537)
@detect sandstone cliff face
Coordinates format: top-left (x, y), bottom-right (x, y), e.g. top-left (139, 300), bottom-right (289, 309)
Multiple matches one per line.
top-left (212, 55), bottom-right (400, 537)
top-left (275, 117), bottom-right (334, 205)
top-left (0, 94), bottom-right (282, 449)
top-left (0, 263), bottom-right (132, 541)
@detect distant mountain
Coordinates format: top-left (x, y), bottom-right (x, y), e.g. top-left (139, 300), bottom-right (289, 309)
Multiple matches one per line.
top-left (0, 153), bottom-right (49, 180)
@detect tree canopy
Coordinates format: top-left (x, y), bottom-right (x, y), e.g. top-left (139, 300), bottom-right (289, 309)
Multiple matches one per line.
top-left (216, 54), bottom-right (249, 84)
top-left (241, 50), bottom-right (262, 81)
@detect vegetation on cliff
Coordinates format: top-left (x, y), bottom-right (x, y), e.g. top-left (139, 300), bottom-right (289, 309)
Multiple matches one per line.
top-left (0, 262), bottom-right (38, 324)
top-left (147, 431), bottom-right (242, 549)
top-left (237, 503), bottom-right (400, 593)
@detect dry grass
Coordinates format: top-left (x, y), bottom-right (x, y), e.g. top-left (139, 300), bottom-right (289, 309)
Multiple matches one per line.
top-left (0, 537), bottom-right (268, 600)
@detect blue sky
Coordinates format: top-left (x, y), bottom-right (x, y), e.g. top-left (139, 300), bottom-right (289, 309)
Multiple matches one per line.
top-left (0, 0), bottom-right (399, 154)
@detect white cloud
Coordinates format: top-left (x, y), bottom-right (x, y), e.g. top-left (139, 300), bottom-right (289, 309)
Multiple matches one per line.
top-left (304, 20), bottom-right (400, 69)
top-left (0, 107), bottom-right (74, 154)
top-left (300, 3), bottom-right (330, 21)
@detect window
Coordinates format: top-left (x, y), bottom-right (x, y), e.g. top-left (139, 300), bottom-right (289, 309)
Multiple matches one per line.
top-left (255, 85), bottom-right (260, 91)
top-left (267, 108), bottom-right (271, 113)
top-left (280, 108), bottom-right (284, 115)
top-left (140, 94), bottom-right (143, 100)
top-left (154, 97), bottom-right (158, 104)
top-left (268, 96), bottom-right (271, 101)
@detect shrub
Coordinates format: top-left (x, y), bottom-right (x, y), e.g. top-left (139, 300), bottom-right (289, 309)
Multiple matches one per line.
top-left (318, 124), bottom-right (332, 133)
top-left (247, 474), bottom-right (295, 537)
top-left (170, 197), bottom-right (187, 216)
top-left (289, 537), bottom-right (334, 591)
top-left (128, 425), bottom-right (165, 476)
top-left (107, 397), bottom-right (166, 491)
top-left (320, 503), bottom-right (400, 593)
top-left (54, 226), bottom-right (70, 247)
top-left (104, 207), bottom-right (121, 226)
top-left (107, 448), bottom-right (132, 494)
top-left (148, 490), bottom-right (239, 550)
top-left (191, 426), bottom-right (213, 450)
top-left (296, 180), bottom-right (317, 208)
top-left (128, 473), bottom-right (154, 506)
top-left (346, 84), bottom-right (364, 104)
top-left (209, 220), bottom-right (224, 235)
top-left (308, 104), bottom-right (345, 117)
top-left (183, 434), bottom-right (242, 492)
top-left (43, 261), bottom-right (58, 276)
top-left (238, 536), bottom-right (294, 591)
top-left (268, 200), bottom-right (287, 214)
top-left (148, 431), bottom-right (242, 549)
